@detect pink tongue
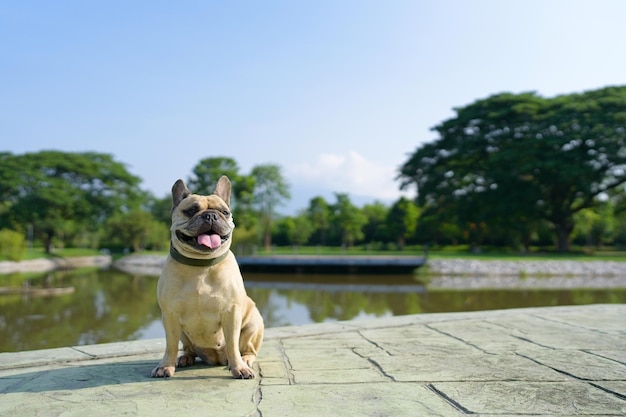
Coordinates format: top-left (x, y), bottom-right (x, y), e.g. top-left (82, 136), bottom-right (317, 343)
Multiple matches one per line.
top-left (197, 233), bottom-right (222, 249)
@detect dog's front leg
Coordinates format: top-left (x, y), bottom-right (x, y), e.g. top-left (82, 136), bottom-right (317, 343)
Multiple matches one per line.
top-left (222, 306), bottom-right (255, 379)
top-left (150, 313), bottom-right (181, 378)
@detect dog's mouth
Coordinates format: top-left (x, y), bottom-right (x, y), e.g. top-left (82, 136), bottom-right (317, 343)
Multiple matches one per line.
top-left (176, 230), bottom-right (230, 251)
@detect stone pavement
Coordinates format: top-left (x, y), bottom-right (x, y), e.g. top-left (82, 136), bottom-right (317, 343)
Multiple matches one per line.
top-left (0, 304), bottom-right (624, 416)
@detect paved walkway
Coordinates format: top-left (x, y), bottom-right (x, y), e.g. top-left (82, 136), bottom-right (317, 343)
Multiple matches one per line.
top-left (1, 304), bottom-right (624, 416)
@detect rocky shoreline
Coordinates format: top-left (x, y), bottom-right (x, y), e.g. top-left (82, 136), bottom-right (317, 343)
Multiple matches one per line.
top-left (426, 258), bottom-right (626, 276)
top-left (112, 254), bottom-right (166, 277)
top-left (424, 258), bottom-right (626, 289)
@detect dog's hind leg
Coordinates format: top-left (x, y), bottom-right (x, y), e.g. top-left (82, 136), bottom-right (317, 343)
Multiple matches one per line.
top-left (177, 332), bottom-right (197, 368)
top-left (196, 347), bottom-right (227, 366)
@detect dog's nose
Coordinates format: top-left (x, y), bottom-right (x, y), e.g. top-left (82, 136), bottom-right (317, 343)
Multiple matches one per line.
top-left (202, 211), bottom-right (219, 222)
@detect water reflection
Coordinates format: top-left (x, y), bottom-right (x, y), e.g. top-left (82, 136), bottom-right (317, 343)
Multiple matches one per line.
top-left (1, 269), bottom-right (624, 352)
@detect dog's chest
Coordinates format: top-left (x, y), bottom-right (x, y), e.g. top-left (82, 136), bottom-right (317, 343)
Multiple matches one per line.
top-left (171, 278), bottom-right (226, 319)
top-left (170, 279), bottom-right (228, 344)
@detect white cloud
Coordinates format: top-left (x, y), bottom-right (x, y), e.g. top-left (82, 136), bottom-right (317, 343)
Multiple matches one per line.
top-left (288, 150), bottom-right (414, 201)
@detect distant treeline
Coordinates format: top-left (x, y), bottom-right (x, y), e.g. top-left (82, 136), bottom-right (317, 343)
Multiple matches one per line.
top-left (1, 86), bottom-right (625, 259)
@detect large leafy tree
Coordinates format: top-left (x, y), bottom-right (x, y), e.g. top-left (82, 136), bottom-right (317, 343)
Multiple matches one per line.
top-left (0, 151), bottom-right (143, 252)
top-left (398, 86), bottom-right (626, 252)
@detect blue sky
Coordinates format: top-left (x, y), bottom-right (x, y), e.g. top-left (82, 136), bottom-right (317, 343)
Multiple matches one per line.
top-left (2, 1), bottom-right (625, 214)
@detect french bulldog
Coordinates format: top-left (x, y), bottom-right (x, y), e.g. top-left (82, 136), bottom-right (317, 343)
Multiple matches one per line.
top-left (150, 175), bottom-right (264, 379)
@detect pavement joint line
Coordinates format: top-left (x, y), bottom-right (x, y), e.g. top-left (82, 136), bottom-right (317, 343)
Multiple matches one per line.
top-left (583, 349), bottom-right (626, 366)
top-left (365, 357), bottom-right (396, 382)
top-left (424, 323), bottom-right (494, 355)
top-left (426, 383), bottom-right (474, 415)
top-left (514, 352), bottom-right (591, 382)
top-left (250, 372), bottom-right (263, 417)
top-left (349, 347), bottom-right (396, 382)
top-left (70, 347), bottom-right (98, 359)
top-left (277, 340), bottom-right (295, 385)
top-left (589, 382), bottom-right (626, 401)
top-left (510, 335), bottom-right (555, 349)
top-left (356, 329), bottom-right (391, 356)
top-left (528, 312), bottom-right (617, 336)
top-left (485, 318), bottom-right (563, 350)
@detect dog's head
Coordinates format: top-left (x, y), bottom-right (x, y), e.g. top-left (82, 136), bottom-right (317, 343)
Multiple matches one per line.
top-left (169, 176), bottom-right (234, 259)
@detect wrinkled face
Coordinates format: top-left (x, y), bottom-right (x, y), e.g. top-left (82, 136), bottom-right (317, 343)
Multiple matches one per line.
top-left (171, 192), bottom-right (235, 259)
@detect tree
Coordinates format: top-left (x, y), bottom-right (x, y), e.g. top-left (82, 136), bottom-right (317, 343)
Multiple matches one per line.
top-left (250, 164), bottom-right (290, 251)
top-left (362, 202), bottom-right (389, 243)
top-left (331, 193), bottom-right (367, 247)
top-left (386, 197), bottom-right (420, 249)
top-left (398, 86), bottom-right (626, 252)
top-left (0, 151), bottom-right (143, 253)
top-left (307, 196), bottom-right (331, 245)
top-left (0, 229), bottom-right (26, 261)
top-left (187, 156), bottom-right (241, 195)
top-left (104, 210), bottom-right (169, 252)
top-left (572, 202), bottom-right (616, 249)
top-left (274, 212), bottom-right (314, 248)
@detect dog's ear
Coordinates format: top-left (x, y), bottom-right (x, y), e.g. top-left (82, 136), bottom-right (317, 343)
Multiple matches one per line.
top-left (172, 179), bottom-right (191, 210)
top-left (213, 175), bottom-right (231, 208)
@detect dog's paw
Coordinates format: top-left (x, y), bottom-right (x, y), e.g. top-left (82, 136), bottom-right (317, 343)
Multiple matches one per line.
top-left (230, 364), bottom-right (256, 379)
top-left (242, 354), bottom-right (257, 367)
top-left (177, 353), bottom-right (196, 368)
top-left (150, 365), bottom-right (175, 378)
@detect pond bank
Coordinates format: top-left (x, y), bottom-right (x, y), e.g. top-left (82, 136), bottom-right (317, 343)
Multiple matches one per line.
top-left (108, 254), bottom-right (626, 289)
top-left (3, 254), bottom-right (625, 290)
top-left (112, 254), bottom-right (626, 276)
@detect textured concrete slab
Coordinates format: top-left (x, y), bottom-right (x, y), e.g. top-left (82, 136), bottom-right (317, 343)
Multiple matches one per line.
top-left (431, 381), bottom-right (626, 415)
top-left (0, 346), bottom-right (91, 370)
top-left (258, 383), bottom-right (460, 417)
top-left (0, 304), bottom-right (624, 416)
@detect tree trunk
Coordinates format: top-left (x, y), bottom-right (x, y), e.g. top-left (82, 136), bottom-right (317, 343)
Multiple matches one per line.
top-left (521, 232), bottom-right (531, 254)
top-left (44, 231), bottom-right (54, 254)
top-left (264, 230), bottom-right (271, 252)
top-left (554, 220), bottom-right (573, 252)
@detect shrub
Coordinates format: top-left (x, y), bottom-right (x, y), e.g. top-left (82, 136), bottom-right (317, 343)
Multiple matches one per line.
top-left (0, 229), bottom-right (27, 261)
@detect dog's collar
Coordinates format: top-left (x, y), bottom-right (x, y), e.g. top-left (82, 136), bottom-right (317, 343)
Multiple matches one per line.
top-left (169, 244), bottom-right (230, 267)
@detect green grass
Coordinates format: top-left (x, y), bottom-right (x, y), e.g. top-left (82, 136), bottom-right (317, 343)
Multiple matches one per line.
top-left (0, 247), bottom-right (104, 262)
top-left (249, 245), bottom-right (626, 261)
top-left (3, 245), bottom-right (625, 262)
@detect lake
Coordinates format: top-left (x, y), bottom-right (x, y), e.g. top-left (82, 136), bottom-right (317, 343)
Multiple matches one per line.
top-left (1, 268), bottom-right (625, 352)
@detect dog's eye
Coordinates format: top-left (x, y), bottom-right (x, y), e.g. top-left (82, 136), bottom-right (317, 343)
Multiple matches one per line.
top-left (222, 209), bottom-right (230, 216)
top-left (183, 205), bottom-right (199, 217)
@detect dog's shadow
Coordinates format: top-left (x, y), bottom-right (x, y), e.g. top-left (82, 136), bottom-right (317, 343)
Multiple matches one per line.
top-left (1, 359), bottom-right (238, 394)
